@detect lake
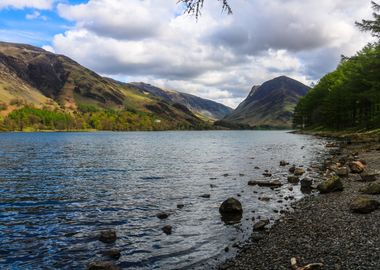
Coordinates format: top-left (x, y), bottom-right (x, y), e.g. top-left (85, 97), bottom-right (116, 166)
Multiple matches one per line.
top-left (0, 131), bottom-right (328, 269)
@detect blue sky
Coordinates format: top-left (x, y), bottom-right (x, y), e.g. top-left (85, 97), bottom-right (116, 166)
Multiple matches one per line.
top-left (0, 0), bottom-right (374, 108)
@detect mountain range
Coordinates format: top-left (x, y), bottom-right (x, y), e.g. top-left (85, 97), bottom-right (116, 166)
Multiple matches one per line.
top-left (0, 41), bottom-right (309, 130)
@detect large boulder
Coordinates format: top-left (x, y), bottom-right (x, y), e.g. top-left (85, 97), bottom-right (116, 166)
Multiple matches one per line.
top-left (219, 198), bottom-right (243, 224)
top-left (350, 197), bottom-right (380, 214)
top-left (349, 161), bottom-right (365, 174)
top-left (317, 176), bottom-right (343, 194)
top-left (360, 182), bottom-right (380, 195)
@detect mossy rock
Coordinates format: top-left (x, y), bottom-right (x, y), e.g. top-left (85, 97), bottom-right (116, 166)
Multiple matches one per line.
top-left (350, 196), bottom-right (380, 214)
top-left (317, 176), bottom-right (343, 194)
top-left (360, 182), bottom-right (380, 195)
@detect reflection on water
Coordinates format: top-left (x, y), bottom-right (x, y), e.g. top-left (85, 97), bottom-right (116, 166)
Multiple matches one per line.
top-left (0, 131), bottom-right (327, 269)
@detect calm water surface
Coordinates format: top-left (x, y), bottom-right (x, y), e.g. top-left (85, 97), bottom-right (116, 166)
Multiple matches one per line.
top-left (0, 131), bottom-right (328, 269)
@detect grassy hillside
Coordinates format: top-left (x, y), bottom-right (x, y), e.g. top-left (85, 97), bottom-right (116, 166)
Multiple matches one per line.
top-left (0, 41), bottom-right (211, 131)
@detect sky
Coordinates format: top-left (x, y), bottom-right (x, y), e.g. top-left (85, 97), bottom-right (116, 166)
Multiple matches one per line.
top-left (0, 0), bottom-right (375, 108)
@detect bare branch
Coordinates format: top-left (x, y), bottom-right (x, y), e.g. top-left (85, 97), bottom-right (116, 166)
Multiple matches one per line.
top-left (178, 0), bottom-right (232, 19)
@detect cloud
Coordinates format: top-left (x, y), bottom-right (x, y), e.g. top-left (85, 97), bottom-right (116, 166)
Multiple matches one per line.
top-left (26, 10), bottom-right (48, 20)
top-left (0, 0), bottom-right (54, 10)
top-left (49, 0), bottom-right (373, 108)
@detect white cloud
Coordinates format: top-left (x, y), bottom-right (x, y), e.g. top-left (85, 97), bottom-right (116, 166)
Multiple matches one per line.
top-left (26, 10), bottom-right (48, 20)
top-left (42, 45), bottom-right (55, 53)
top-left (0, 0), bottom-right (54, 10)
top-left (50, 0), bottom-right (373, 108)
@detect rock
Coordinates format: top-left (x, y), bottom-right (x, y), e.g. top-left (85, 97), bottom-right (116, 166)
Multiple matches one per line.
top-left (156, 212), bottom-right (169, 219)
top-left (162, 225), bottom-right (172, 235)
top-left (248, 180), bottom-right (282, 188)
top-left (200, 194), bottom-right (211, 198)
top-left (219, 198), bottom-right (243, 215)
top-left (350, 197), bottom-right (380, 214)
top-left (317, 176), bottom-right (343, 194)
top-left (177, 203), bottom-right (185, 209)
top-left (262, 172), bottom-right (272, 177)
top-left (223, 173), bottom-right (229, 177)
top-left (239, 173), bottom-right (245, 176)
top-left (349, 161), bottom-right (365, 173)
top-left (224, 246), bottom-right (229, 252)
top-left (87, 261), bottom-right (120, 270)
top-left (335, 166), bottom-right (349, 177)
top-left (360, 170), bottom-right (378, 182)
top-left (103, 249), bottom-right (121, 260)
top-left (294, 168), bottom-right (305, 176)
top-left (253, 219), bottom-right (269, 230)
top-left (289, 166), bottom-right (296, 173)
top-left (254, 166), bottom-right (260, 169)
top-left (280, 160), bottom-right (289, 166)
top-left (360, 182), bottom-right (380, 195)
top-left (99, 230), bottom-right (117, 244)
top-left (287, 175), bottom-right (300, 184)
top-left (259, 197), bottom-right (271, 202)
top-left (219, 198), bottom-right (243, 224)
top-left (300, 178), bottom-right (313, 189)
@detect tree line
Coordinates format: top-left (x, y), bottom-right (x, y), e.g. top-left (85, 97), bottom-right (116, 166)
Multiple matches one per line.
top-left (293, 1), bottom-right (380, 130)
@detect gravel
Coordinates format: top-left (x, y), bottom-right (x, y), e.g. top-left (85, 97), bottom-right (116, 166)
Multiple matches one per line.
top-left (220, 141), bottom-right (380, 270)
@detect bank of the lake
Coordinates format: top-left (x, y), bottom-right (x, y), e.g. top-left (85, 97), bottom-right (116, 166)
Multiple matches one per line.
top-left (220, 133), bottom-right (380, 270)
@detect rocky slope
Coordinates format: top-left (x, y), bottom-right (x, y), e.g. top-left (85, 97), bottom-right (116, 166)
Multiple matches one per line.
top-left (223, 76), bottom-right (309, 128)
top-left (128, 83), bottom-right (233, 120)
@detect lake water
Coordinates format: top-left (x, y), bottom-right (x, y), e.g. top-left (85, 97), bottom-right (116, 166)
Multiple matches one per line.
top-left (0, 131), bottom-right (328, 269)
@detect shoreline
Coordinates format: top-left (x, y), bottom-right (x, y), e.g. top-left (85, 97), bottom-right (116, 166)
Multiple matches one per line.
top-left (219, 133), bottom-right (380, 269)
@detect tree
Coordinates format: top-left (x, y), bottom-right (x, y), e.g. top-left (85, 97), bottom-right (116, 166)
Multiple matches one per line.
top-left (356, 1), bottom-right (380, 38)
top-left (179, 0), bottom-right (232, 18)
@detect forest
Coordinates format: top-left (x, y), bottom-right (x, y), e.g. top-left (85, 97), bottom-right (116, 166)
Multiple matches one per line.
top-left (293, 1), bottom-right (380, 130)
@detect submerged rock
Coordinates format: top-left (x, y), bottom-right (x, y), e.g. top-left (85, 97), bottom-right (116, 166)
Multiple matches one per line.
top-left (200, 194), bottom-right (211, 198)
top-left (103, 249), bottom-right (121, 260)
top-left (280, 160), bottom-right (289, 166)
top-left (219, 198), bottom-right (243, 224)
top-left (177, 203), bottom-right (185, 209)
top-left (262, 172), bottom-right (272, 177)
top-left (317, 176), bottom-right (343, 194)
top-left (287, 175), bottom-right (300, 184)
top-left (360, 182), bottom-right (380, 195)
top-left (350, 197), bottom-right (380, 214)
top-left (156, 212), bottom-right (169, 219)
top-left (248, 180), bottom-right (282, 188)
top-left (99, 230), bottom-right (117, 244)
top-left (162, 225), bottom-right (172, 235)
top-left (87, 261), bottom-right (120, 270)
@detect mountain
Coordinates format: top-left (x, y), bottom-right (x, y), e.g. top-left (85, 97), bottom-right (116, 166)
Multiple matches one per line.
top-left (0, 41), bottom-right (228, 130)
top-left (223, 76), bottom-right (310, 128)
top-left (127, 82), bottom-right (233, 120)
